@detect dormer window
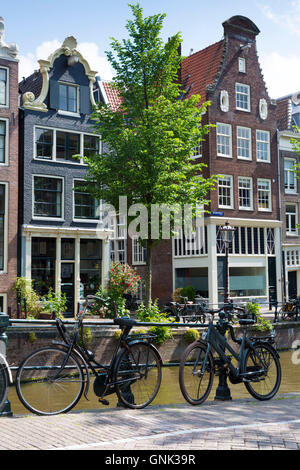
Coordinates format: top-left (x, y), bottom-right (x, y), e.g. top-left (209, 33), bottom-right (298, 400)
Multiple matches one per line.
top-left (59, 82), bottom-right (78, 114)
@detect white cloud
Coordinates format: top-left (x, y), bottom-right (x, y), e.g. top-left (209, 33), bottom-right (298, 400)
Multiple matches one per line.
top-left (260, 51), bottom-right (300, 99)
top-left (261, 2), bottom-right (300, 36)
top-left (19, 39), bottom-right (113, 81)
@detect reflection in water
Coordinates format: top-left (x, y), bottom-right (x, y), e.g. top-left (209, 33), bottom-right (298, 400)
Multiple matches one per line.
top-left (9, 350), bottom-right (300, 415)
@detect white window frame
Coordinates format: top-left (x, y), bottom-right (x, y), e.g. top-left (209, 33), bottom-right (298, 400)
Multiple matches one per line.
top-left (286, 203), bottom-right (298, 236)
top-left (109, 213), bottom-right (127, 264)
top-left (0, 66), bottom-right (9, 108)
top-left (218, 175), bottom-right (234, 209)
top-left (0, 293), bottom-right (7, 313)
top-left (0, 182), bottom-right (8, 274)
top-left (216, 123), bottom-right (232, 158)
top-left (72, 178), bottom-right (100, 223)
top-left (237, 126), bottom-right (252, 160)
top-left (238, 57), bottom-right (246, 73)
top-left (132, 237), bottom-right (146, 265)
top-left (256, 130), bottom-right (270, 163)
top-left (235, 83), bottom-right (251, 112)
top-left (190, 142), bottom-right (202, 159)
top-left (0, 118), bottom-right (9, 166)
top-left (58, 81), bottom-right (80, 117)
top-left (32, 174), bottom-right (64, 221)
top-left (257, 178), bottom-right (272, 212)
top-left (284, 158), bottom-right (297, 194)
top-left (238, 176), bottom-right (253, 210)
top-left (34, 125), bottom-right (101, 165)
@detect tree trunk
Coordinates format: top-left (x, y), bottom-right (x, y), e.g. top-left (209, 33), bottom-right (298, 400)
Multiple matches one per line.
top-left (145, 239), bottom-right (153, 307)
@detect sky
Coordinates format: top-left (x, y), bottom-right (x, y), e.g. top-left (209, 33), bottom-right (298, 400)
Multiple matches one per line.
top-left (1, 0), bottom-right (300, 99)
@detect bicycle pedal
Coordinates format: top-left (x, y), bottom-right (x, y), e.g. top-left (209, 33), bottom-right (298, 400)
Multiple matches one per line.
top-left (98, 398), bottom-right (110, 406)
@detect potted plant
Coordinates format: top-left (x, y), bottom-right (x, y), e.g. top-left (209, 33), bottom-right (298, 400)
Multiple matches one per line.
top-left (13, 277), bottom-right (43, 318)
top-left (40, 288), bottom-right (67, 319)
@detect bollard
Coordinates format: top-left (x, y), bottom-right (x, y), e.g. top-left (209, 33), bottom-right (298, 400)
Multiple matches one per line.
top-left (0, 312), bottom-right (12, 416)
top-left (214, 311), bottom-right (232, 401)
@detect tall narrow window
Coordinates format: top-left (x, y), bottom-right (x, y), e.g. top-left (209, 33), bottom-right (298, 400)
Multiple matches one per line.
top-left (73, 180), bottom-right (99, 220)
top-left (59, 83), bottom-right (78, 113)
top-left (217, 123), bottom-right (232, 157)
top-left (218, 176), bottom-right (233, 208)
top-left (258, 178), bottom-right (271, 211)
top-left (286, 204), bottom-right (297, 235)
top-left (0, 68), bottom-right (8, 107)
top-left (132, 238), bottom-right (147, 264)
top-left (284, 158), bottom-right (296, 193)
top-left (238, 177), bottom-right (253, 210)
top-left (56, 131), bottom-right (80, 162)
top-left (83, 135), bottom-right (100, 158)
top-left (237, 126), bottom-right (251, 160)
top-left (236, 83), bottom-right (250, 111)
top-left (35, 127), bottom-right (53, 160)
top-left (256, 130), bottom-right (270, 162)
top-left (0, 120), bottom-right (7, 164)
top-left (238, 57), bottom-right (246, 73)
top-left (33, 176), bottom-right (63, 218)
top-left (0, 184), bottom-right (6, 271)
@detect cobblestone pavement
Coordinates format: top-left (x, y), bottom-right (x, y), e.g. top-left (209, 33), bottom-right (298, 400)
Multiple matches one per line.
top-left (1, 393), bottom-right (300, 451)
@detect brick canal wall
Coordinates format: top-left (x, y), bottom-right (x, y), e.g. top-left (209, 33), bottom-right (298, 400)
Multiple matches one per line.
top-left (6, 321), bottom-right (300, 373)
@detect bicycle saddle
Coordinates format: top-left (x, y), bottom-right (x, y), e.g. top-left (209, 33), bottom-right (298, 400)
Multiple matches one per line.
top-left (239, 318), bottom-right (255, 325)
top-left (114, 317), bottom-right (137, 327)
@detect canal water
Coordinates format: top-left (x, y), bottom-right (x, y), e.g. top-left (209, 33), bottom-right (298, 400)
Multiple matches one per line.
top-left (8, 350), bottom-right (300, 415)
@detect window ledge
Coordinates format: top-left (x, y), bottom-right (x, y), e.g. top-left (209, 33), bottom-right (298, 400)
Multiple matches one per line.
top-left (57, 110), bottom-right (81, 118)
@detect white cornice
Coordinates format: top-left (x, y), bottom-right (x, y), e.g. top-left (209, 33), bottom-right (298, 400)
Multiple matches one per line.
top-left (0, 17), bottom-right (18, 61)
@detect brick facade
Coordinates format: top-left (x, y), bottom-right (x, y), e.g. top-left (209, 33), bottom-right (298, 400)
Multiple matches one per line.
top-left (0, 18), bottom-right (19, 314)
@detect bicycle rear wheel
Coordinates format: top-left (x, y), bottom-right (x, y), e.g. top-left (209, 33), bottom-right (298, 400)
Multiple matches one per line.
top-left (16, 346), bottom-right (85, 415)
top-left (243, 343), bottom-right (281, 400)
top-left (179, 341), bottom-right (214, 405)
top-left (114, 342), bottom-right (162, 409)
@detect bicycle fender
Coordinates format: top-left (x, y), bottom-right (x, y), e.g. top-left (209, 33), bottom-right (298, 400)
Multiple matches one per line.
top-left (51, 341), bottom-right (91, 400)
top-left (0, 353), bottom-right (12, 383)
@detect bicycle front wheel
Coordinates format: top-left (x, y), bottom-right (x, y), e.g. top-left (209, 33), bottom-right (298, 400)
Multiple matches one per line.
top-left (243, 343), bottom-right (281, 400)
top-left (16, 346), bottom-right (85, 416)
top-left (114, 342), bottom-right (162, 409)
top-left (179, 341), bottom-right (214, 405)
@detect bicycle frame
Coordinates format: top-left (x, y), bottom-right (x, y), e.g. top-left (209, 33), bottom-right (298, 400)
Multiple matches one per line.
top-left (201, 320), bottom-right (266, 380)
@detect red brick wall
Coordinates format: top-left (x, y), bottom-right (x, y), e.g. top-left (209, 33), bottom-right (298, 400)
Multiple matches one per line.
top-left (0, 58), bottom-right (19, 314)
top-left (204, 28), bottom-right (279, 221)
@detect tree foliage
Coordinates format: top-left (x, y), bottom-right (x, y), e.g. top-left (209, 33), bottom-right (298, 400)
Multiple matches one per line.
top-left (83, 3), bottom-right (217, 303)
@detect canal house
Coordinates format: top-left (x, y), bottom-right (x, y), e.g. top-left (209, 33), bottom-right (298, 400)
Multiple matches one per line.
top-left (173, 16), bottom-right (282, 307)
top-left (18, 36), bottom-right (112, 316)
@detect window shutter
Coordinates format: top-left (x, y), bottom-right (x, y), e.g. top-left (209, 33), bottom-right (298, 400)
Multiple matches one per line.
top-left (80, 85), bottom-right (91, 115)
top-left (49, 79), bottom-right (59, 110)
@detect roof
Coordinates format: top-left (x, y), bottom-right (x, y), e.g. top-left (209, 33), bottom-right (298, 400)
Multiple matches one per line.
top-left (19, 70), bottom-right (43, 97)
top-left (180, 40), bottom-right (225, 105)
top-left (101, 81), bottom-right (123, 112)
top-left (276, 97), bottom-right (291, 131)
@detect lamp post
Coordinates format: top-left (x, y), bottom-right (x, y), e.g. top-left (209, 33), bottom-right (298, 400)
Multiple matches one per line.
top-left (214, 221), bottom-right (236, 402)
top-left (219, 221), bottom-right (236, 308)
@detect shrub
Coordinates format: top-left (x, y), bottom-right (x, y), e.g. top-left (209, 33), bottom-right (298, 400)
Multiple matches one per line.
top-left (108, 262), bottom-right (141, 298)
top-left (180, 286), bottom-right (195, 302)
top-left (184, 328), bottom-right (200, 343)
top-left (13, 277), bottom-right (43, 318)
top-left (40, 288), bottom-right (66, 319)
top-left (247, 302), bottom-right (273, 333)
top-left (136, 300), bottom-right (173, 344)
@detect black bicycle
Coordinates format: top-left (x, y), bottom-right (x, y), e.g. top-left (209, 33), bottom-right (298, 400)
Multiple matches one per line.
top-left (16, 295), bottom-right (163, 416)
top-left (0, 352), bottom-right (12, 411)
top-left (179, 310), bottom-right (281, 405)
top-left (164, 297), bottom-right (208, 324)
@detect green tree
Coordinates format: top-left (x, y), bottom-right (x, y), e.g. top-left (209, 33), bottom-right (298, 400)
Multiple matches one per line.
top-left (83, 3), bottom-right (217, 304)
